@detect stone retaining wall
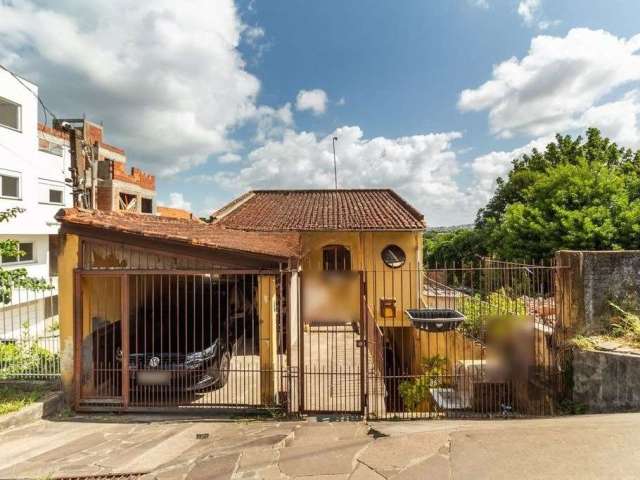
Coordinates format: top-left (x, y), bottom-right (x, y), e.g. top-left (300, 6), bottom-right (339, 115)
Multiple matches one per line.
top-left (556, 250), bottom-right (640, 333)
top-left (573, 349), bottom-right (640, 412)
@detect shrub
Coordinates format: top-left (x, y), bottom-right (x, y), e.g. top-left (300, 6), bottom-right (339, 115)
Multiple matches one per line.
top-left (0, 324), bottom-right (59, 379)
top-left (399, 355), bottom-right (447, 411)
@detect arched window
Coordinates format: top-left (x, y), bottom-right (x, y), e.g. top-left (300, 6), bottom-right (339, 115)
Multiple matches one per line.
top-left (322, 245), bottom-right (351, 272)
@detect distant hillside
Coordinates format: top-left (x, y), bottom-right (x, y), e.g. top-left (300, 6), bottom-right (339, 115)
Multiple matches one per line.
top-left (426, 224), bottom-right (473, 233)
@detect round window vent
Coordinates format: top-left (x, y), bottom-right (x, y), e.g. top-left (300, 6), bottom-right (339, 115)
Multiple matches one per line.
top-left (381, 245), bottom-right (406, 268)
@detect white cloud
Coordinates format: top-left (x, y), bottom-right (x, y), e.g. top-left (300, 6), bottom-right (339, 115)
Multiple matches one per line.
top-left (212, 126), bottom-right (470, 225)
top-left (580, 90), bottom-right (640, 149)
top-left (243, 25), bottom-right (265, 45)
top-left (459, 28), bottom-right (640, 139)
top-left (336, 97), bottom-right (346, 106)
top-left (218, 152), bottom-right (242, 164)
top-left (517, 0), bottom-right (540, 26)
top-left (160, 192), bottom-right (192, 212)
top-left (469, 0), bottom-right (489, 9)
top-left (296, 89), bottom-right (328, 115)
top-left (469, 136), bottom-right (552, 207)
top-left (254, 103), bottom-right (294, 143)
top-left (0, 0), bottom-right (264, 176)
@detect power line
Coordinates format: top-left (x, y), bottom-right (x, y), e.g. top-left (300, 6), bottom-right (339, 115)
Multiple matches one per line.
top-left (0, 63), bottom-right (57, 125)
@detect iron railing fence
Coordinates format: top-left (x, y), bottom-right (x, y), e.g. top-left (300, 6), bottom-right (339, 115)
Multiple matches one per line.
top-left (61, 258), bottom-right (570, 419)
top-left (361, 261), bottom-right (568, 419)
top-left (0, 277), bottom-right (61, 380)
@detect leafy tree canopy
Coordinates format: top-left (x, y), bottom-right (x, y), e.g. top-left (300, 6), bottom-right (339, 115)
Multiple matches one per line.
top-left (424, 128), bottom-right (640, 263)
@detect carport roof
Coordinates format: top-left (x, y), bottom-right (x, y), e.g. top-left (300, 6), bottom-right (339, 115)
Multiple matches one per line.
top-left (210, 189), bottom-right (426, 231)
top-left (56, 208), bottom-right (301, 260)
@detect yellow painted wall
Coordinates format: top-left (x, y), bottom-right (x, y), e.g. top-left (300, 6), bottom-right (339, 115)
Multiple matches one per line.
top-left (258, 275), bottom-right (278, 405)
top-left (58, 233), bottom-right (79, 401)
top-left (300, 231), bottom-right (423, 327)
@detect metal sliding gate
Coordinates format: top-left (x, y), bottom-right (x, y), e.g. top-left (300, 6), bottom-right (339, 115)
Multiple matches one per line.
top-left (76, 270), bottom-right (290, 412)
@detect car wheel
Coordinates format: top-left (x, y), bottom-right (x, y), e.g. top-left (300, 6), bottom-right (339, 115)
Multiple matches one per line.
top-left (213, 351), bottom-right (231, 389)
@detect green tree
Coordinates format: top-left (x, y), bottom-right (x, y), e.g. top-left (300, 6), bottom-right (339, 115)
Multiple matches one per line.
top-left (425, 128), bottom-right (640, 264)
top-left (423, 228), bottom-right (487, 266)
top-left (0, 208), bottom-right (51, 303)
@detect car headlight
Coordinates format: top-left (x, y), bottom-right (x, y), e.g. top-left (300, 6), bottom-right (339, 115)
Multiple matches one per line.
top-left (184, 342), bottom-right (218, 369)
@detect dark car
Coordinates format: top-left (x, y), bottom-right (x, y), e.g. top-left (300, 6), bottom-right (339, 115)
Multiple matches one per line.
top-left (89, 275), bottom-right (257, 396)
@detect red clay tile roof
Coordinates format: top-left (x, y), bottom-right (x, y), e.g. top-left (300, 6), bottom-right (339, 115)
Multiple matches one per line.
top-left (157, 206), bottom-right (201, 222)
top-left (56, 208), bottom-right (300, 259)
top-left (211, 189), bottom-right (425, 231)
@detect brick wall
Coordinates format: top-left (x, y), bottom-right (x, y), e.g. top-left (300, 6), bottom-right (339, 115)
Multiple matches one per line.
top-left (96, 186), bottom-right (113, 211)
top-left (111, 161), bottom-right (156, 190)
top-left (556, 250), bottom-right (640, 333)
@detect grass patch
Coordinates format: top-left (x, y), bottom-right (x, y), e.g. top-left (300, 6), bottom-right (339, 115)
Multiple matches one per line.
top-left (609, 302), bottom-right (640, 345)
top-left (571, 335), bottom-right (597, 351)
top-left (0, 384), bottom-right (48, 416)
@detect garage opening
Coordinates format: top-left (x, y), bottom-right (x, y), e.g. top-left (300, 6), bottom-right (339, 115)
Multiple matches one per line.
top-left (79, 272), bottom-right (290, 412)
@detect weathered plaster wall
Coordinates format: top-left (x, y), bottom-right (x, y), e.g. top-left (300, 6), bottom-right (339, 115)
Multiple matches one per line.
top-left (57, 233), bottom-right (79, 401)
top-left (573, 349), bottom-right (640, 412)
top-left (556, 250), bottom-right (640, 333)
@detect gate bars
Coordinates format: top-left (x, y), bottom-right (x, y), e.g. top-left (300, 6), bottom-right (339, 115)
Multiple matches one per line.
top-left (75, 270), bottom-right (291, 412)
top-left (75, 261), bottom-right (569, 418)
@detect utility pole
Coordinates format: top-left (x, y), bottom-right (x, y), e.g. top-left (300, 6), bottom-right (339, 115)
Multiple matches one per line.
top-left (56, 118), bottom-right (97, 209)
top-left (332, 136), bottom-right (338, 189)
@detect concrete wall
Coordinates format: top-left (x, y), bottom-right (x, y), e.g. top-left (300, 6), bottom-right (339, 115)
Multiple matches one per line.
top-left (0, 69), bottom-right (72, 238)
top-left (573, 349), bottom-right (640, 412)
top-left (556, 250), bottom-right (640, 333)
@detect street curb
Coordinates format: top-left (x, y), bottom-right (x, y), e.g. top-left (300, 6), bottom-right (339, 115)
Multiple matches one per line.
top-left (0, 391), bottom-right (65, 431)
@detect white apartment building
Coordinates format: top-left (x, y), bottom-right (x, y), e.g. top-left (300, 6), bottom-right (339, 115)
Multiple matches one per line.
top-left (0, 69), bottom-right (71, 345)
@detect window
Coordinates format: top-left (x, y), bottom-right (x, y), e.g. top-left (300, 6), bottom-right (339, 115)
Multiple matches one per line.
top-left (2, 242), bottom-right (34, 264)
top-left (1, 174), bottom-right (20, 199)
top-left (381, 245), bottom-right (406, 269)
top-left (323, 245), bottom-right (351, 271)
top-left (141, 197), bottom-right (153, 214)
top-left (0, 97), bottom-right (21, 131)
top-left (118, 192), bottom-right (137, 211)
top-left (49, 189), bottom-right (63, 204)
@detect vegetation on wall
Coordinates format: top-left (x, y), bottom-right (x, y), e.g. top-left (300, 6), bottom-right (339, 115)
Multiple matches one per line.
top-left (0, 208), bottom-right (51, 303)
top-left (0, 208), bottom-right (55, 378)
top-left (425, 128), bottom-right (640, 263)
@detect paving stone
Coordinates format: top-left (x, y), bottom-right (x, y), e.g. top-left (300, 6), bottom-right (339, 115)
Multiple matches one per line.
top-left (350, 464), bottom-right (385, 480)
top-left (357, 431), bottom-right (449, 478)
top-left (279, 437), bottom-right (371, 477)
top-left (186, 452), bottom-right (240, 480)
top-left (392, 454), bottom-right (449, 480)
top-left (236, 447), bottom-right (279, 472)
top-left (289, 422), bottom-right (369, 447)
top-left (292, 475), bottom-right (350, 479)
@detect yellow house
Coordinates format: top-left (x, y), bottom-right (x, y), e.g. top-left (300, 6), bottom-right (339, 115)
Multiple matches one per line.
top-left (211, 189), bottom-right (425, 327)
top-left (56, 188), bottom-right (441, 416)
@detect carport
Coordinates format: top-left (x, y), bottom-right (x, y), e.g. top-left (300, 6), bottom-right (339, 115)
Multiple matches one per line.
top-left (56, 208), bottom-right (300, 413)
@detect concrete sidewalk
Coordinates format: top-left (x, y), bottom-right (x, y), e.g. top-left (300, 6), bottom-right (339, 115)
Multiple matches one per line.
top-left (1, 412), bottom-right (640, 479)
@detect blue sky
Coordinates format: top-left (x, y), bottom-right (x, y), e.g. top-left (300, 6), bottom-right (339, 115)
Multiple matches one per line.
top-left (2, 0), bottom-right (640, 225)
